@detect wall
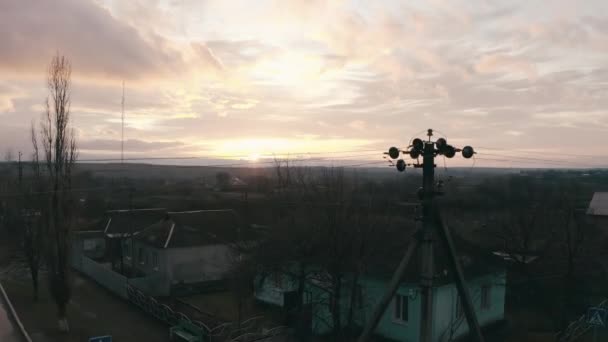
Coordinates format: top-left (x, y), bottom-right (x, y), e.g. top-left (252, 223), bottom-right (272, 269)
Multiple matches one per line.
top-left (73, 245), bottom-right (171, 297)
top-left (166, 244), bottom-right (236, 284)
top-left (307, 271), bottom-right (506, 342)
top-left (351, 278), bottom-right (422, 342)
top-left (432, 272), bottom-right (506, 342)
top-left (254, 273), bottom-right (299, 307)
top-left (78, 256), bottom-right (129, 298)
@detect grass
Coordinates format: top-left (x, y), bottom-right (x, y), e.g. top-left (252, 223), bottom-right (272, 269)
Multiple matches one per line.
top-left (3, 273), bottom-right (168, 342)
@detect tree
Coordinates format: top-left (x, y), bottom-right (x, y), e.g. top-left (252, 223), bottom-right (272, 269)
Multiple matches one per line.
top-left (19, 129), bottom-right (45, 301)
top-left (250, 165), bottom-right (398, 341)
top-left (216, 171), bottom-right (231, 190)
top-left (31, 53), bottom-right (78, 332)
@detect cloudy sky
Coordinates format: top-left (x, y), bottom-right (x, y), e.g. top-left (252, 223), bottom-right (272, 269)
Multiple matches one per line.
top-left (2, 0), bottom-right (608, 167)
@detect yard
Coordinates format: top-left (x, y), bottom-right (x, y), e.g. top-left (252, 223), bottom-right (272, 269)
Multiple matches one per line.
top-left (2, 273), bottom-right (169, 342)
top-left (178, 291), bottom-right (285, 329)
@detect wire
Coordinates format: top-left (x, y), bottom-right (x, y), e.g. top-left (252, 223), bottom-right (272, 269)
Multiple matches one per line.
top-left (478, 152), bottom-right (585, 166)
top-left (77, 149), bottom-right (383, 163)
top-left (0, 160), bottom-right (387, 198)
top-left (474, 157), bottom-right (607, 168)
top-left (476, 146), bottom-right (606, 159)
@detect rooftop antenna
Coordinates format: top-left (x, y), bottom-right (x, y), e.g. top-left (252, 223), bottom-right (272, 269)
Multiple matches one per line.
top-left (360, 129), bottom-right (482, 342)
top-left (121, 81), bottom-right (125, 164)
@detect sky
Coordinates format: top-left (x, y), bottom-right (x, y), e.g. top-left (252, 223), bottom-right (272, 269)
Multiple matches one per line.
top-left (2, 0), bottom-right (608, 168)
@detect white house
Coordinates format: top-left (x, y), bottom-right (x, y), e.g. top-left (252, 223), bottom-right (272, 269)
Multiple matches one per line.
top-left (123, 209), bottom-right (255, 294)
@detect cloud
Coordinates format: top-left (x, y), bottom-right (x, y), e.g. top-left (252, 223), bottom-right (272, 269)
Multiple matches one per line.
top-left (475, 54), bottom-right (537, 79)
top-left (348, 120), bottom-right (366, 130)
top-left (79, 139), bottom-right (184, 152)
top-left (0, 0), bottom-right (193, 80)
top-left (4, 0), bottom-right (608, 165)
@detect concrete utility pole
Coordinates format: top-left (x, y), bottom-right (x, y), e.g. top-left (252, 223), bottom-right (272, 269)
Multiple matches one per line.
top-left (121, 81), bottom-right (125, 164)
top-left (358, 128), bottom-right (483, 342)
top-left (17, 151), bottom-right (22, 186)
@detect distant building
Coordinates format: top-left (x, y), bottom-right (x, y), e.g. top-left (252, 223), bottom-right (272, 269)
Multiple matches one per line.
top-left (254, 235), bottom-right (506, 341)
top-left (587, 192), bottom-right (608, 228)
top-left (123, 209), bottom-right (256, 294)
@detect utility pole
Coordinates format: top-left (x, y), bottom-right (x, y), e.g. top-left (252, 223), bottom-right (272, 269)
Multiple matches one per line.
top-left (358, 128), bottom-right (482, 342)
top-left (419, 134), bottom-right (436, 342)
top-left (17, 151), bottom-right (22, 186)
top-left (121, 81), bottom-right (125, 164)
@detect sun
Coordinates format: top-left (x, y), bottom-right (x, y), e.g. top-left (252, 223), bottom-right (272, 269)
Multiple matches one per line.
top-left (247, 153), bottom-right (261, 161)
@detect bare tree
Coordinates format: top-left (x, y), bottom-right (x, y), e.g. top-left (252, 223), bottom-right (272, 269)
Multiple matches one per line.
top-left (4, 148), bottom-right (14, 163)
top-left (20, 125), bottom-right (45, 301)
top-left (31, 53), bottom-right (78, 332)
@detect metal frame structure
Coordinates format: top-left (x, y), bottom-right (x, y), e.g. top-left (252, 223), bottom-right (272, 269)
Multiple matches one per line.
top-left (358, 128), bottom-right (484, 342)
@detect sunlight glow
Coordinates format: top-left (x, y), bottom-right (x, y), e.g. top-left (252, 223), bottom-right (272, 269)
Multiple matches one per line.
top-left (250, 52), bottom-right (324, 86)
top-left (208, 137), bottom-right (376, 159)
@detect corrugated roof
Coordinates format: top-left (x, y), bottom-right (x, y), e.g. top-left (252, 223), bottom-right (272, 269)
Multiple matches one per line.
top-left (136, 209), bottom-right (256, 249)
top-left (587, 192), bottom-right (608, 216)
top-left (103, 208), bottom-right (167, 237)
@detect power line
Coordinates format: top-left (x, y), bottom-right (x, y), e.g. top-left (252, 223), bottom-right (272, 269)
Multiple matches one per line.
top-left (477, 146), bottom-right (607, 159)
top-left (77, 149), bottom-right (382, 163)
top-left (478, 153), bottom-right (587, 167)
top-left (474, 157), bottom-right (607, 168)
top-left (0, 160), bottom-right (386, 198)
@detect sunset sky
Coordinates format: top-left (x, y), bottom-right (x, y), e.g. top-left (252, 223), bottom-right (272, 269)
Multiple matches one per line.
top-left (2, 0), bottom-right (608, 167)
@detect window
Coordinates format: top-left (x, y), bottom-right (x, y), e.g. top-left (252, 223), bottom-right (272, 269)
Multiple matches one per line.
top-left (481, 285), bottom-right (491, 310)
top-left (393, 294), bottom-right (408, 323)
top-left (272, 273), bottom-right (283, 288)
top-left (304, 290), bottom-right (313, 304)
top-left (152, 252), bottom-right (159, 270)
top-left (138, 247), bottom-right (144, 264)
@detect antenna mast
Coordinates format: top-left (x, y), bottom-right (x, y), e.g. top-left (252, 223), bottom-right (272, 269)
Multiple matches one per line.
top-left (121, 81), bottom-right (125, 164)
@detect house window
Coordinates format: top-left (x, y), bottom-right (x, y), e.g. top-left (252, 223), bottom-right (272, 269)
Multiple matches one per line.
top-left (152, 252), bottom-right (159, 270)
top-left (481, 285), bottom-right (491, 310)
top-left (304, 291), bottom-right (313, 304)
top-left (272, 273), bottom-right (283, 288)
top-left (138, 247), bottom-right (144, 264)
top-left (393, 294), bottom-right (408, 323)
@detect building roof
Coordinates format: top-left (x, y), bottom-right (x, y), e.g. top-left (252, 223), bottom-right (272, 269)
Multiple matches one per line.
top-left (587, 192), bottom-right (608, 216)
top-left (136, 209), bottom-right (255, 249)
top-left (103, 208), bottom-right (167, 238)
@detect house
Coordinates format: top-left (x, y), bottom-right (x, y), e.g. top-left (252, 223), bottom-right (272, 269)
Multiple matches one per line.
top-left (587, 192), bottom-right (608, 228)
top-left (254, 234), bottom-right (506, 342)
top-left (101, 208), bottom-right (167, 270)
top-left (123, 209), bottom-right (255, 294)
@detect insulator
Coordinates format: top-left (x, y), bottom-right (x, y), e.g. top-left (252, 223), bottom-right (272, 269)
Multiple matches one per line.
top-left (412, 138), bottom-right (424, 151)
top-left (388, 146), bottom-right (400, 159)
top-left (409, 149), bottom-right (420, 159)
top-left (444, 145), bottom-right (456, 158)
top-left (436, 138), bottom-right (447, 151)
top-left (396, 159), bottom-right (406, 172)
top-left (462, 146), bottom-right (474, 159)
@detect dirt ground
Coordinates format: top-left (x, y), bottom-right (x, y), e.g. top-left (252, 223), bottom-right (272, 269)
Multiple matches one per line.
top-left (2, 274), bottom-right (169, 342)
